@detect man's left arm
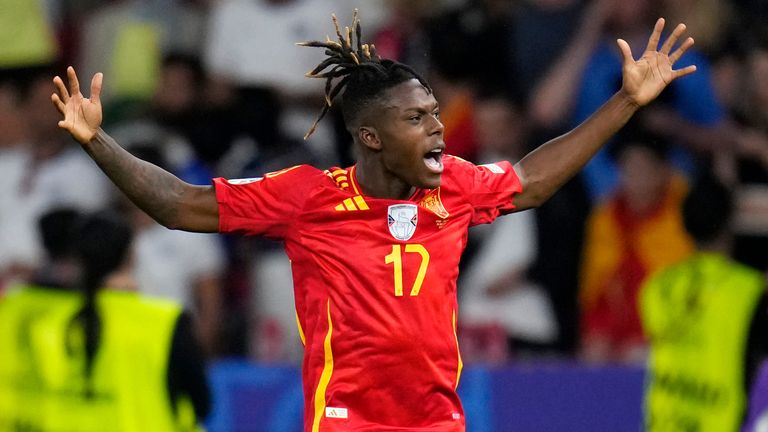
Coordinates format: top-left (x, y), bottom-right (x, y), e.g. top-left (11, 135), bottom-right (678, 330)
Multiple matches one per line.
top-left (512, 18), bottom-right (696, 211)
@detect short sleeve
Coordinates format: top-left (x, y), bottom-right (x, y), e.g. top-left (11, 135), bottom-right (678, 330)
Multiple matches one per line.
top-left (213, 165), bottom-right (319, 239)
top-left (448, 157), bottom-right (523, 226)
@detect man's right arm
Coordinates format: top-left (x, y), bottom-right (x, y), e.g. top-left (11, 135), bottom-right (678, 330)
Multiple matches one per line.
top-left (52, 67), bottom-right (219, 233)
top-left (85, 130), bottom-right (219, 232)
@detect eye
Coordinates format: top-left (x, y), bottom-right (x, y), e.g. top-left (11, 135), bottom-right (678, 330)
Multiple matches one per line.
top-left (409, 115), bottom-right (421, 122)
top-left (433, 111), bottom-right (440, 119)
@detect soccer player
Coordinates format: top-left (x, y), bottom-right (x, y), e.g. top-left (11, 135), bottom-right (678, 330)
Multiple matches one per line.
top-left (51, 11), bottom-right (696, 432)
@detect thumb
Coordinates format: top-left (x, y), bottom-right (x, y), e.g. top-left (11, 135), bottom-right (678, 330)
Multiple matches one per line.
top-left (616, 39), bottom-right (635, 66)
top-left (90, 73), bottom-right (103, 105)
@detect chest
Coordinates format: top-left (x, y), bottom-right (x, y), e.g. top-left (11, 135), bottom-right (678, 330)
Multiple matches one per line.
top-left (285, 189), bottom-right (472, 297)
top-left (298, 188), bottom-right (470, 249)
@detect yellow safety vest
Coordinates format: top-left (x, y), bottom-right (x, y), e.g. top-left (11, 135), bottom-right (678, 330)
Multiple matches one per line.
top-left (641, 253), bottom-right (764, 432)
top-left (0, 285), bottom-right (198, 432)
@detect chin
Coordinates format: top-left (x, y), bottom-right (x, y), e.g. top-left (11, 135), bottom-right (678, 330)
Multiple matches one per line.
top-left (419, 174), bottom-right (442, 190)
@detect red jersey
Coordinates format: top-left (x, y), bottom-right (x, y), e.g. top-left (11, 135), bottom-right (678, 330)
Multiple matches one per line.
top-left (214, 155), bottom-right (522, 431)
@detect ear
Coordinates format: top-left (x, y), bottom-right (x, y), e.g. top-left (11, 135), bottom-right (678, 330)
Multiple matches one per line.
top-left (358, 126), bottom-right (382, 151)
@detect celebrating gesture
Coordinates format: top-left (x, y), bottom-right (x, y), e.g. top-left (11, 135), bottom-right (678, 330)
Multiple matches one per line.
top-left (617, 18), bottom-right (696, 107)
top-left (48, 12), bottom-right (697, 431)
top-left (51, 68), bottom-right (103, 145)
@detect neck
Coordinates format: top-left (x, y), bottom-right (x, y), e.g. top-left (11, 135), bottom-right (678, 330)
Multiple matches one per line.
top-left (354, 157), bottom-right (415, 200)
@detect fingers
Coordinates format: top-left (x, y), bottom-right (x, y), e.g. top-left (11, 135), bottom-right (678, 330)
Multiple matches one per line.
top-left (669, 36), bottom-right (695, 64)
top-left (673, 64), bottom-right (697, 79)
top-left (51, 93), bottom-right (66, 114)
top-left (616, 38), bottom-right (634, 66)
top-left (660, 23), bottom-right (687, 55)
top-left (67, 66), bottom-right (81, 96)
top-left (90, 72), bottom-right (103, 105)
top-left (645, 18), bottom-right (665, 53)
top-left (52, 75), bottom-right (70, 103)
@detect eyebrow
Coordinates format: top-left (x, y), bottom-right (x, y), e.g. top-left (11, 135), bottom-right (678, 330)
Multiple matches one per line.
top-left (401, 102), bottom-right (440, 113)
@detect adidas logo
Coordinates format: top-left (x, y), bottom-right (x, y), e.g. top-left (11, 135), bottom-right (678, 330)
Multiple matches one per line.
top-left (325, 407), bottom-right (348, 419)
top-left (335, 195), bottom-right (369, 211)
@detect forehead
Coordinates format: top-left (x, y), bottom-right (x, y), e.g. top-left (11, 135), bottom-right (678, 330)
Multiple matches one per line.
top-left (381, 79), bottom-right (437, 111)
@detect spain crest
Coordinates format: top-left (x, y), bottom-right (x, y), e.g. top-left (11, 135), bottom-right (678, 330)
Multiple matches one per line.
top-left (387, 204), bottom-right (418, 241)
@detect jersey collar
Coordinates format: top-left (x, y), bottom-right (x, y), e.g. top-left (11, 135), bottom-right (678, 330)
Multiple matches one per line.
top-left (349, 165), bottom-right (428, 202)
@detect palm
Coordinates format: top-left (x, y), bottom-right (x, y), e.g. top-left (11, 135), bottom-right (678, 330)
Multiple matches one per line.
top-left (618, 19), bottom-right (697, 107)
top-left (52, 67), bottom-right (103, 144)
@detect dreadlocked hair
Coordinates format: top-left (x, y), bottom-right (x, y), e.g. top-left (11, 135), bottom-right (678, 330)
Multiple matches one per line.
top-left (298, 9), bottom-right (431, 139)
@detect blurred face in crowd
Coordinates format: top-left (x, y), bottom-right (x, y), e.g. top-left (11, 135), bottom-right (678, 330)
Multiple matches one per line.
top-left (618, 144), bottom-right (670, 214)
top-left (24, 77), bottom-right (64, 145)
top-left (153, 62), bottom-right (197, 115)
top-left (473, 98), bottom-right (526, 160)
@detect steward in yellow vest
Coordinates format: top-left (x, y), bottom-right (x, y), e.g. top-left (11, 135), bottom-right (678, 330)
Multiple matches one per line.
top-left (641, 176), bottom-right (768, 432)
top-left (0, 211), bottom-right (209, 431)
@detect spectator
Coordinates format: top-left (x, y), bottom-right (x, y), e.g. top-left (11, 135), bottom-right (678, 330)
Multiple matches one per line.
top-left (531, 0), bottom-right (724, 199)
top-left (511, 0), bottom-right (585, 105)
top-left (0, 68), bottom-right (112, 288)
top-left (0, 210), bottom-right (210, 430)
top-left (638, 43), bottom-right (768, 274)
top-left (123, 145), bottom-right (226, 358)
top-left (29, 207), bottom-right (81, 289)
top-left (0, 0), bottom-right (58, 69)
top-left (579, 124), bottom-right (694, 363)
top-left (640, 175), bottom-right (768, 432)
top-left (730, 45), bottom-right (768, 273)
top-left (459, 94), bottom-right (558, 360)
top-left (78, 0), bottom-right (206, 106)
top-left (204, 0), bottom-right (387, 162)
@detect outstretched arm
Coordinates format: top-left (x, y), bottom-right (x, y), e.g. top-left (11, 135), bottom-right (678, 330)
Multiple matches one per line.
top-left (512, 18), bottom-right (697, 210)
top-left (51, 67), bottom-right (219, 232)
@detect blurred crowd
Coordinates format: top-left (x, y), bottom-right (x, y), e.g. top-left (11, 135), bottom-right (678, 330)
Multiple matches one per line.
top-left (0, 0), bottom-right (766, 367)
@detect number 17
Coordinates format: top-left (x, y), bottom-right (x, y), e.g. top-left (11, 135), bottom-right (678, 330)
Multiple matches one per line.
top-left (384, 244), bottom-right (430, 296)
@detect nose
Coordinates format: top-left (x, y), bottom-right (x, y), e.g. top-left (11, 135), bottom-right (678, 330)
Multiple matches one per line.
top-left (429, 114), bottom-right (444, 136)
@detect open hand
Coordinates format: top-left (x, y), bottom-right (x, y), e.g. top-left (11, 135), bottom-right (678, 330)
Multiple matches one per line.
top-left (618, 18), bottom-right (697, 107)
top-left (51, 66), bottom-right (103, 144)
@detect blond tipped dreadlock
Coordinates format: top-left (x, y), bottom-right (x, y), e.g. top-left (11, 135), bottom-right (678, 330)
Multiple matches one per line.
top-left (298, 9), bottom-right (431, 139)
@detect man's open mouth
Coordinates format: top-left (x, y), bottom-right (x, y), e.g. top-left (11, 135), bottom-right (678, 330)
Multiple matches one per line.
top-left (424, 148), bottom-right (444, 174)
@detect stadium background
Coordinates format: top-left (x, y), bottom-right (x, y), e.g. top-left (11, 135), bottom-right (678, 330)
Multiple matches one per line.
top-left (1, 0), bottom-right (767, 430)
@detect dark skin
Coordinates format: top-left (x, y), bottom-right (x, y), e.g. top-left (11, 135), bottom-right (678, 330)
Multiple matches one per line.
top-left (51, 18), bottom-right (695, 233)
top-left (354, 79), bottom-right (445, 200)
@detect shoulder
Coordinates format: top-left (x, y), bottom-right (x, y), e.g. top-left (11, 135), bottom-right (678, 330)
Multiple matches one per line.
top-left (729, 260), bottom-right (766, 287)
top-left (443, 155), bottom-right (511, 180)
top-left (216, 164), bottom-right (331, 194)
top-left (101, 291), bottom-right (183, 319)
top-left (223, 164), bottom-right (325, 184)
